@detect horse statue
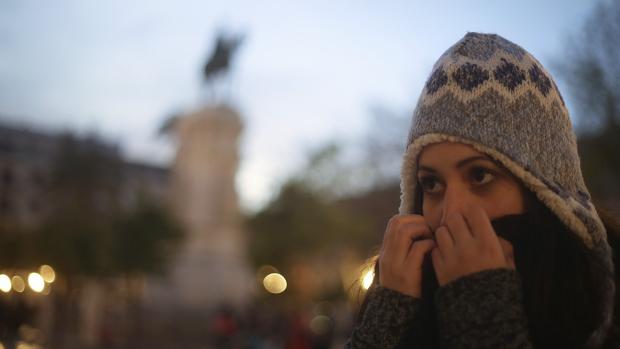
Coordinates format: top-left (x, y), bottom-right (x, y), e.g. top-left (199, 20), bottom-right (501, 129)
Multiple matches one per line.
top-left (203, 31), bottom-right (245, 86)
top-left (160, 31), bottom-right (245, 135)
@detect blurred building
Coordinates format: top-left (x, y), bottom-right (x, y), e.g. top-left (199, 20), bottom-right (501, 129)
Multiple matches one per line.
top-left (0, 124), bottom-right (58, 227)
top-left (0, 123), bottom-right (168, 228)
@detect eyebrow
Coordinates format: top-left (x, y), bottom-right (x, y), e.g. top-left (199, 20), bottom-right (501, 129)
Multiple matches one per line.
top-left (418, 156), bottom-right (493, 173)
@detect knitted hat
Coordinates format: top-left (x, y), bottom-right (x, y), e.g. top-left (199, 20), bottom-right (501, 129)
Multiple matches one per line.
top-left (399, 31), bottom-right (615, 342)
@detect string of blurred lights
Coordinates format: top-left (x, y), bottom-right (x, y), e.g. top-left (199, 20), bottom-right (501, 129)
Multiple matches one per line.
top-left (0, 265), bottom-right (56, 295)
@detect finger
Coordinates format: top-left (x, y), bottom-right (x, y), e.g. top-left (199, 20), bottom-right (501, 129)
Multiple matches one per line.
top-left (383, 215), bottom-right (429, 254)
top-left (403, 239), bottom-right (436, 272)
top-left (383, 214), bottom-right (427, 248)
top-left (506, 255), bottom-right (516, 269)
top-left (444, 212), bottom-right (473, 245)
top-left (464, 206), bottom-right (497, 242)
top-left (498, 238), bottom-right (516, 269)
top-left (431, 247), bottom-right (444, 272)
top-left (434, 225), bottom-right (454, 251)
top-left (381, 216), bottom-right (425, 271)
top-left (393, 222), bottom-right (432, 264)
top-left (382, 215), bottom-right (398, 248)
top-left (380, 216), bottom-right (429, 286)
top-left (381, 215), bottom-right (404, 258)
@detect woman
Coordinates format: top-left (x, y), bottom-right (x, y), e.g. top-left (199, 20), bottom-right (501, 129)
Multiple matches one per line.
top-left (345, 32), bottom-right (620, 348)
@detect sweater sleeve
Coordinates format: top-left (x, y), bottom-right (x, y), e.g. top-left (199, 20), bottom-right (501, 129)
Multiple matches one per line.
top-left (434, 268), bottom-right (535, 349)
top-left (344, 285), bottom-right (421, 349)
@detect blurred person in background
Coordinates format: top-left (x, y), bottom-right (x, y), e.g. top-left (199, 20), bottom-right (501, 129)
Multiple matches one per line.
top-left (345, 32), bottom-right (620, 348)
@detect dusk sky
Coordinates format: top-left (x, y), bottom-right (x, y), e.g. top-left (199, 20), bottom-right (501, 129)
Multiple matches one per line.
top-left (0, 0), bottom-right (599, 211)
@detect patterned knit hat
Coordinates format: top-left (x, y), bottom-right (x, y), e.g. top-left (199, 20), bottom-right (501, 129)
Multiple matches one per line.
top-left (400, 32), bottom-right (610, 254)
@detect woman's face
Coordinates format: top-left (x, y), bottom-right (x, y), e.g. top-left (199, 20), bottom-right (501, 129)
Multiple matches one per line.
top-left (417, 142), bottom-right (527, 232)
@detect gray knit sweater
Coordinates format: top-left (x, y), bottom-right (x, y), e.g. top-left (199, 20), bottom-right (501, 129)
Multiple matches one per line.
top-left (345, 268), bottom-right (549, 348)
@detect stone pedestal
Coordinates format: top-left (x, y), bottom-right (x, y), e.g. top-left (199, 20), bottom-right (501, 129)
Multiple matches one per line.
top-left (145, 104), bottom-right (255, 310)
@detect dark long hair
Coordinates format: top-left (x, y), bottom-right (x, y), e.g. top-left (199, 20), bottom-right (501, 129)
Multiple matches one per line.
top-left (356, 189), bottom-right (618, 348)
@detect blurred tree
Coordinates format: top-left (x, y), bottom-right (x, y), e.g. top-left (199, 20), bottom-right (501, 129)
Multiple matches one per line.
top-left (23, 133), bottom-right (183, 347)
top-left (247, 143), bottom-right (374, 269)
top-left (556, 0), bottom-right (620, 200)
top-left (291, 142), bottom-right (365, 200)
top-left (111, 197), bottom-right (183, 276)
top-left (29, 133), bottom-right (183, 277)
top-left (33, 134), bottom-right (122, 276)
top-left (292, 106), bottom-right (410, 201)
top-left (0, 222), bottom-right (33, 268)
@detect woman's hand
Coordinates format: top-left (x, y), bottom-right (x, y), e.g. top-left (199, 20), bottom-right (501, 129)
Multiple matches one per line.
top-left (378, 214), bottom-right (436, 298)
top-left (431, 205), bottom-right (516, 287)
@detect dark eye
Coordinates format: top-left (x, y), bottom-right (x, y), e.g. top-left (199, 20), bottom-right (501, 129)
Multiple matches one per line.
top-left (470, 167), bottom-right (495, 186)
top-left (418, 176), bottom-right (444, 194)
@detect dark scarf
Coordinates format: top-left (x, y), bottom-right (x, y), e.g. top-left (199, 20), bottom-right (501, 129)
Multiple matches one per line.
top-left (398, 211), bottom-right (545, 348)
top-left (398, 208), bottom-right (611, 348)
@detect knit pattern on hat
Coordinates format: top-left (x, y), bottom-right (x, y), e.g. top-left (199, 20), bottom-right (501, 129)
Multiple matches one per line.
top-left (400, 32), bottom-right (606, 250)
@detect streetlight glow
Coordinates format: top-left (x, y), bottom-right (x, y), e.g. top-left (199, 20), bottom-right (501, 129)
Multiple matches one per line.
top-left (11, 276), bottom-right (25, 293)
top-left (39, 265), bottom-right (56, 283)
top-left (361, 269), bottom-right (375, 290)
top-left (28, 273), bottom-right (45, 293)
top-left (263, 273), bottom-right (287, 294)
top-left (0, 275), bottom-right (11, 293)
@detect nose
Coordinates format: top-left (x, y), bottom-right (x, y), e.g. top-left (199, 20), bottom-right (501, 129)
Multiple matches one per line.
top-left (439, 182), bottom-right (469, 226)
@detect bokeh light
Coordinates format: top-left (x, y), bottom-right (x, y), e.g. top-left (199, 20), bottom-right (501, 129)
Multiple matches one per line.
top-left (28, 273), bottom-right (45, 293)
top-left (0, 275), bottom-right (11, 293)
top-left (361, 268), bottom-right (375, 290)
top-left (313, 301), bottom-right (332, 316)
top-left (310, 315), bottom-right (332, 335)
top-left (11, 276), bottom-right (25, 293)
top-left (39, 265), bottom-right (56, 283)
top-left (263, 273), bottom-right (287, 294)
